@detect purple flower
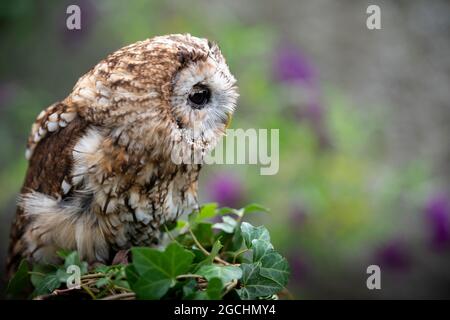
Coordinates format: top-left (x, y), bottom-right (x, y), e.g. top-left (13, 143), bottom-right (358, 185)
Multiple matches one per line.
top-left (272, 43), bottom-right (317, 85)
top-left (205, 173), bottom-right (244, 208)
top-left (425, 193), bottom-right (450, 250)
top-left (289, 204), bottom-right (307, 227)
top-left (374, 240), bottom-right (411, 271)
top-left (287, 251), bottom-right (307, 285)
top-left (272, 43), bottom-right (331, 149)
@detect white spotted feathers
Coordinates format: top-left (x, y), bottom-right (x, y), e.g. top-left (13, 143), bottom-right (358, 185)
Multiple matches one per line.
top-left (25, 103), bottom-right (77, 160)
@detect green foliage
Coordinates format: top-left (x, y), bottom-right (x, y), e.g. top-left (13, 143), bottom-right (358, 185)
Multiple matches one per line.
top-left (6, 260), bottom-right (31, 298)
top-left (128, 243), bottom-right (195, 299)
top-left (6, 203), bottom-right (290, 300)
top-left (30, 251), bottom-right (89, 296)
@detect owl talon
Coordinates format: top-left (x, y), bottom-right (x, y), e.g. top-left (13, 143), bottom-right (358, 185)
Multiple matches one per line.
top-left (111, 249), bottom-right (130, 265)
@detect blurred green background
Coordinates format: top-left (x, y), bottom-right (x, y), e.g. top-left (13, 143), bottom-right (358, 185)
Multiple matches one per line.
top-left (1, 0), bottom-right (449, 299)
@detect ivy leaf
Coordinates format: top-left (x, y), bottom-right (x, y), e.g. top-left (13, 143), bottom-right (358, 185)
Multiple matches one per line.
top-left (240, 222), bottom-right (270, 249)
top-left (34, 273), bottom-right (61, 295)
top-left (204, 239), bottom-right (223, 264)
top-left (213, 216), bottom-right (238, 233)
top-left (206, 278), bottom-right (223, 300)
top-left (56, 249), bottom-right (72, 259)
top-left (112, 278), bottom-right (130, 290)
top-left (125, 264), bottom-right (140, 287)
top-left (191, 277), bottom-right (223, 300)
top-left (237, 263), bottom-right (281, 299)
top-left (212, 223), bottom-right (233, 233)
top-left (242, 203), bottom-right (269, 215)
top-left (132, 243), bottom-right (194, 277)
top-left (237, 247), bottom-right (289, 300)
top-left (132, 270), bottom-right (173, 300)
top-left (175, 220), bottom-right (187, 230)
top-left (197, 265), bottom-right (242, 284)
top-left (190, 248), bottom-right (208, 264)
top-left (189, 203), bottom-right (217, 226)
top-left (6, 260), bottom-right (31, 297)
top-left (217, 207), bottom-right (237, 216)
top-left (191, 291), bottom-right (208, 300)
top-left (130, 243), bottom-right (194, 299)
top-left (259, 252), bottom-right (290, 288)
top-left (210, 239), bottom-right (223, 259)
top-left (94, 265), bottom-right (109, 273)
top-left (160, 220), bottom-right (178, 232)
top-left (197, 203), bottom-right (218, 221)
top-left (193, 239), bottom-right (223, 272)
top-left (30, 264), bottom-right (59, 296)
top-left (95, 277), bottom-right (110, 288)
top-left (251, 239), bottom-right (274, 262)
top-left (193, 223), bottom-right (214, 246)
top-left (182, 279), bottom-right (198, 299)
top-left (228, 226), bottom-right (244, 252)
top-left (222, 203), bottom-right (268, 219)
top-left (56, 268), bottom-right (71, 283)
top-left (63, 251), bottom-right (88, 274)
top-left (64, 251), bottom-right (81, 268)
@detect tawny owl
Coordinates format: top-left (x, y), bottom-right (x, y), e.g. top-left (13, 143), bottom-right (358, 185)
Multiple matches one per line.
top-left (7, 34), bottom-right (238, 277)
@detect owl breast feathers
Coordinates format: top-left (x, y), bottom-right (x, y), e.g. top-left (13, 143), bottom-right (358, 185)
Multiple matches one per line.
top-left (7, 34), bottom-right (238, 277)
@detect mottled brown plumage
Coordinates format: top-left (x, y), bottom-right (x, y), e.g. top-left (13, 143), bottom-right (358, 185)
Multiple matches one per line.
top-left (7, 34), bottom-right (238, 277)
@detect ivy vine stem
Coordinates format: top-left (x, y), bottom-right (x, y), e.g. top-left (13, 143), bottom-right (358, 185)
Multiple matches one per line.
top-left (101, 292), bottom-right (136, 300)
top-left (81, 285), bottom-right (97, 300)
top-left (164, 224), bottom-right (181, 245)
top-left (188, 227), bottom-right (232, 266)
top-left (223, 279), bottom-right (239, 296)
top-left (233, 248), bottom-right (249, 264)
top-left (176, 274), bottom-right (204, 280)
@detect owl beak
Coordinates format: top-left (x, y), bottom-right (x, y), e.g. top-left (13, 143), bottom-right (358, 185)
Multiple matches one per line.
top-left (225, 113), bottom-right (232, 129)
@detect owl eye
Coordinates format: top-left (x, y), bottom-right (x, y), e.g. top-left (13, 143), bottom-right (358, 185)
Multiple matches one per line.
top-left (188, 85), bottom-right (211, 109)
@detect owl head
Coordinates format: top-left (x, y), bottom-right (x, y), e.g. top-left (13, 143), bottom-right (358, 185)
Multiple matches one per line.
top-left (70, 34), bottom-right (238, 161)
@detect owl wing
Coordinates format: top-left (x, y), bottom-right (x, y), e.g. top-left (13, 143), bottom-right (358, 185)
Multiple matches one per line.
top-left (23, 103), bottom-right (88, 196)
top-left (6, 102), bottom-right (89, 277)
